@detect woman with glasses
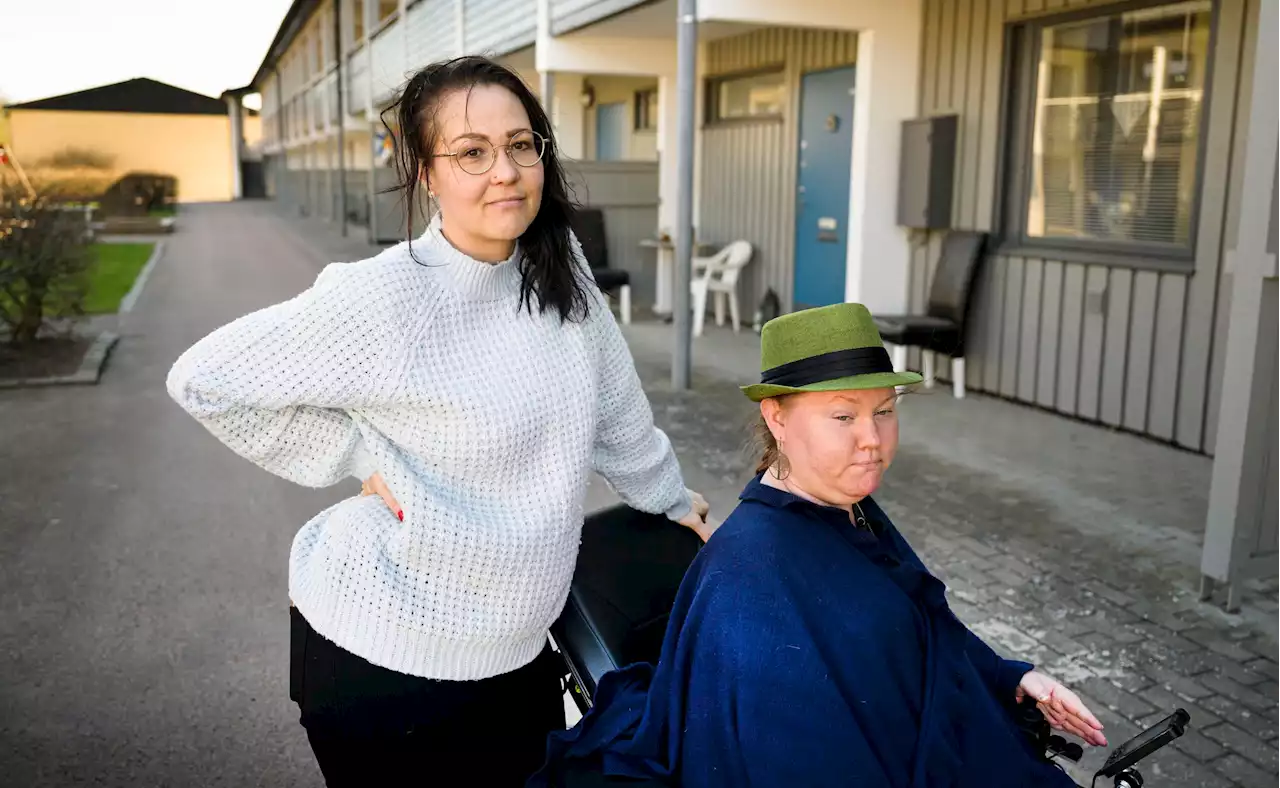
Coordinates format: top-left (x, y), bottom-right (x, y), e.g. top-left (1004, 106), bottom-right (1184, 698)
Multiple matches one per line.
top-left (167, 56), bottom-right (709, 786)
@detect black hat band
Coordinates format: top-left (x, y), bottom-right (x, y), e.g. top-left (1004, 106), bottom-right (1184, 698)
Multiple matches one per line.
top-left (759, 346), bottom-right (894, 388)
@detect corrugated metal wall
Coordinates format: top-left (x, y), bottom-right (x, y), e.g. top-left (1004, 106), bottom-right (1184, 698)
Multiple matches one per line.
top-left (407, 0), bottom-right (458, 66)
top-left (371, 19), bottom-right (408, 103)
top-left (463, 0), bottom-right (536, 56)
top-left (549, 0), bottom-right (647, 35)
top-left (914, 0), bottom-right (1257, 454)
top-left (700, 28), bottom-right (858, 318)
top-left (566, 160), bottom-right (661, 305)
top-left (347, 46), bottom-right (371, 113)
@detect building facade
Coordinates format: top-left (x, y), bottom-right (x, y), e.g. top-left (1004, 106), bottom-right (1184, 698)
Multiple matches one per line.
top-left (242, 0), bottom-right (1274, 462)
top-left (6, 78), bottom-right (260, 203)
top-left (242, 0), bottom-right (1276, 606)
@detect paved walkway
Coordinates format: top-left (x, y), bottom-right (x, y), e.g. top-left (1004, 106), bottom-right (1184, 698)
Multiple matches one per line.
top-left (0, 203), bottom-right (348, 786)
top-left (1, 203), bottom-right (1274, 787)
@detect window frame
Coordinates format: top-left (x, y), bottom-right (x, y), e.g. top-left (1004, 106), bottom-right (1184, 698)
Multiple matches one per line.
top-left (704, 65), bottom-right (787, 126)
top-left (634, 88), bottom-right (658, 132)
top-left (993, 0), bottom-right (1220, 272)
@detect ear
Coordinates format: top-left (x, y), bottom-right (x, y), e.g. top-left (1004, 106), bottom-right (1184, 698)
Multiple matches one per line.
top-left (760, 398), bottom-right (786, 441)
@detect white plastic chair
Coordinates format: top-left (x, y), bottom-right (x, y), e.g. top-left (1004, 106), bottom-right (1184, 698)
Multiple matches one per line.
top-left (690, 240), bottom-right (754, 337)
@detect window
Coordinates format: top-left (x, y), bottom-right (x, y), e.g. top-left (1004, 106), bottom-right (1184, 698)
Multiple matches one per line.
top-left (299, 37), bottom-right (310, 80)
top-left (634, 89), bottom-right (658, 131)
top-left (1001, 0), bottom-right (1212, 259)
top-left (378, 0), bottom-right (398, 24)
top-left (353, 0), bottom-right (366, 42)
top-left (313, 22), bottom-right (324, 72)
top-left (707, 69), bottom-right (785, 123)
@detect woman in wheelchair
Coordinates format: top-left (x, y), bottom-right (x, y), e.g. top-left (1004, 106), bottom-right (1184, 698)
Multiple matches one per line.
top-left (533, 303), bottom-right (1106, 788)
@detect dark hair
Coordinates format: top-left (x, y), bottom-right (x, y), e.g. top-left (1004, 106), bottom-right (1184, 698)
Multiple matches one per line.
top-left (381, 56), bottom-right (591, 323)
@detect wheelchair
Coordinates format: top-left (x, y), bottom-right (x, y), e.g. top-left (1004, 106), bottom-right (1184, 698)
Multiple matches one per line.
top-left (550, 504), bottom-right (1190, 788)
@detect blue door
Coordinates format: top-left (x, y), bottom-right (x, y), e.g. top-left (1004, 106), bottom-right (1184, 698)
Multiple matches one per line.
top-left (793, 67), bottom-right (856, 309)
top-left (595, 102), bottom-right (627, 161)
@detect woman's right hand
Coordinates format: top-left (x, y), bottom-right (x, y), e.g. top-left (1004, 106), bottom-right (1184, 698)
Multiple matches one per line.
top-left (362, 472), bottom-right (403, 521)
top-left (676, 489), bottom-right (716, 541)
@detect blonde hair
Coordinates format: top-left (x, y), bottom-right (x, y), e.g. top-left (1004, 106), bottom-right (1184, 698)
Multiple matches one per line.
top-left (750, 396), bottom-right (792, 477)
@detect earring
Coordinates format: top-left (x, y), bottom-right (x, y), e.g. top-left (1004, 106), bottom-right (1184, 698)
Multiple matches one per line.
top-left (774, 438), bottom-right (792, 481)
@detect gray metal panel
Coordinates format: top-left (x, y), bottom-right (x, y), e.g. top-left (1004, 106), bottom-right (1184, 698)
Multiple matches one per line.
top-left (1124, 271), bottom-right (1160, 433)
top-left (910, 243), bottom-right (929, 338)
top-left (1099, 267), bottom-right (1132, 428)
top-left (700, 27), bottom-right (856, 316)
top-left (1056, 263), bottom-right (1085, 415)
top-left (1147, 274), bottom-right (1187, 441)
top-left (1269, 163), bottom-right (1278, 255)
top-left (371, 164), bottom-right (415, 243)
top-left (1037, 260), bottom-right (1063, 408)
top-left (371, 17), bottom-right (408, 103)
top-left (957, 0), bottom-right (988, 229)
top-left (1253, 281), bottom-right (1278, 554)
top-left (1017, 258), bottom-right (1042, 402)
top-left (1177, 0), bottom-right (1250, 452)
top-left (965, 252), bottom-right (995, 390)
top-left (1076, 266), bottom-right (1108, 420)
top-left (700, 121), bottom-right (787, 319)
top-left (973, 0), bottom-right (1004, 232)
top-left (999, 257), bottom-right (1023, 397)
top-left (898, 116), bottom-right (957, 230)
top-left (463, 0), bottom-right (535, 57)
top-left (344, 169), bottom-right (370, 226)
top-left (564, 160), bottom-right (661, 307)
top-left (1203, 7), bottom-right (1262, 455)
top-left (549, 0), bottom-right (648, 36)
top-left (1203, 266), bottom-right (1234, 452)
top-left (407, 0), bottom-right (457, 66)
top-left (979, 256), bottom-right (1006, 392)
top-left (936, 0), bottom-right (955, 111)
top-left (348, 51), bottom-right (370, 114)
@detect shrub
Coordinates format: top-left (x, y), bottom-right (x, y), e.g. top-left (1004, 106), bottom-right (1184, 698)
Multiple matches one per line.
top-left (0, 183), bottom-right (92, 343)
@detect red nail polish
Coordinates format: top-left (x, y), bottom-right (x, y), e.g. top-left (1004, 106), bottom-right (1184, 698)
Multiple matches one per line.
top-left (397, 510), bottom-right (404, 522)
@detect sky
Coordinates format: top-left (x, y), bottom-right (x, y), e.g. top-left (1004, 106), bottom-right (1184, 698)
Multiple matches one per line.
top-left (0, 0), bottom-right (295, 109)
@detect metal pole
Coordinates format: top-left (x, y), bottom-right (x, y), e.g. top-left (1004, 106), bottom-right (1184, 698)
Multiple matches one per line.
top-left (334, 0), bottom-right (348, 237)
top-left (672, 0), bottom-right (697, 390)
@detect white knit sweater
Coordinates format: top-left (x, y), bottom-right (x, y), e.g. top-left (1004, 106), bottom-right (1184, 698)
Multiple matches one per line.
top-left (167, 215), bottom-right (692, 681)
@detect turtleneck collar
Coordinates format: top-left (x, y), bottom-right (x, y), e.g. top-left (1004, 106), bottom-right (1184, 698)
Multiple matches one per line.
top-left (415, 212), bottom-right (524, 301)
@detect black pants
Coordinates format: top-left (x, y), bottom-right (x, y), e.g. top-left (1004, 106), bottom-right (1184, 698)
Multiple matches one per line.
top-left (290, 607), bottom-right (566, 787)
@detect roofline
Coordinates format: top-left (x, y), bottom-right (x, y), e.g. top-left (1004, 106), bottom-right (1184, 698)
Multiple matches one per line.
top-left (247, 0), bottom-right (323, 89)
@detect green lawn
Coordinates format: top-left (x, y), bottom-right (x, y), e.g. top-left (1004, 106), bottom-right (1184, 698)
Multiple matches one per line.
top-left (83, 243), bottom-right (154, 314)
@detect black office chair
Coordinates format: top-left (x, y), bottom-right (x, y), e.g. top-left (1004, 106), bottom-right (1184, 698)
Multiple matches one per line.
top-left (570, 207), bottom-right (632, 324)
top-left (873, 230), bottom-right (987, 398)
top-left (552, 504), bottom-right (702, 712)
top-left (546, 504), bottom-right (697, 788)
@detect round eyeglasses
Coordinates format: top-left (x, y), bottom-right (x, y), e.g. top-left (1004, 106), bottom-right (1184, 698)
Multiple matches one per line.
top-left (432, 130), bottom-right (547, 176)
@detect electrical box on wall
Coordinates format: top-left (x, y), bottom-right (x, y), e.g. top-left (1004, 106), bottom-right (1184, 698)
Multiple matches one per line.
top-left (896, 114), bottom-right (958, 230)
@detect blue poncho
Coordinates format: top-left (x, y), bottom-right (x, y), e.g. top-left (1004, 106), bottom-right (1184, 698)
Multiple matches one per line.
top-left (530, 475), bottom-right (1078, 788)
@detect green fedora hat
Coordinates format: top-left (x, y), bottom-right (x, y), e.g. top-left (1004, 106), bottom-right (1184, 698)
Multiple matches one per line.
top-left (740, 302), bottom-right (923, 402)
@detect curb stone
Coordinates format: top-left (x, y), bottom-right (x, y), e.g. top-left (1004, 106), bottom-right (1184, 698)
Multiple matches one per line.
top-left (119, 240), bottom-right (165, 314)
